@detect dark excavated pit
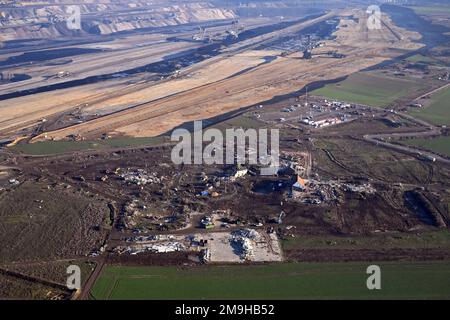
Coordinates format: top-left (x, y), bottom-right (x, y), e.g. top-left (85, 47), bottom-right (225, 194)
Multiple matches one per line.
top-left (252, 180), bottom-right (291, 195)
top-left (0, 73), bottom-right (31, 84)
top-left (404, 191), bottom-right (435, 225)
top-left (0, 48), bottom-right (105, 68)
top-left (404, 191), bottom-right (446, 227)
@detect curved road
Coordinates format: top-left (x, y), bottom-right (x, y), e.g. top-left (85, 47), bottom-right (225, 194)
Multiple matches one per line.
top-left (362, 91), bottom-right (450, 165)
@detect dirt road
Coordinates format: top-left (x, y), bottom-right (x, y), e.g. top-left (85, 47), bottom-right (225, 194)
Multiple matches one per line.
top-left (78, 257), bottom-right (106, 300)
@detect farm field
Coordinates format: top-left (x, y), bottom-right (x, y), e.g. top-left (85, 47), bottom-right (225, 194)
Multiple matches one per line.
top-left (410, 6), bottom-right (450, 15)
top-left (0, 260), bottom-right (94, 299)
top-left (0, 181), bottom-right (108, 263)
top-left (0, 273), bottom-right (70, 300)
top-left (405, 54), bottom-right (445, 65)
top-left (401, 136), bottom-right (450, 157)
top-left (312, 72), bottom-right (426, 108)
top-left (281, 230), bottom-right (450, 251)
top-left (10, 112), bottom-right (262, 156)
top-left (11, 136), bottom-right (168, 155)
top-left (91, 261), bottom-right (450, 300)
top-left (410, 87), bottom-right (450, 126)
top-left (312, 138), bottom-right (435, 184)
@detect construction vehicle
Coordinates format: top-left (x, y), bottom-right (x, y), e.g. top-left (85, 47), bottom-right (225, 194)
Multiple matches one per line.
top-left (226, 19), bottom-right (244, 40)
top-left (6, 136), bottom-right (27, 147)
top-left (192, 26), bottom-right (207, 42)
top-left (277, 211), bottom-right (286, 224)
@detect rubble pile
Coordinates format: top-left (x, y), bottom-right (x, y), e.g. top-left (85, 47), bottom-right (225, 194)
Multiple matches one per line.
top-left (118, 168), bottom-right (161, 185)
top-left (343, 183), bottom-right (376, 194)
top-left (121, 199), bottom-right (188, 232)
top-left (292, 179), bottom-right (341, 204)
top-left (115, 241), bottom-right (186, 255)
top-left (281, 151), bottom-right (310, 176)
top-left (291, 179), bottom-right (376, 205)
top-left (230, 229), bottom-right (260, 260)
top-left (123, 200), bottom-right (144, 228)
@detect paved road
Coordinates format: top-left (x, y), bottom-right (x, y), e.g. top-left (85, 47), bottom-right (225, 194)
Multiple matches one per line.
top-left (364, 133), bottom-right (450, 165)
top-left (363, 108), bottom-right (450, 165)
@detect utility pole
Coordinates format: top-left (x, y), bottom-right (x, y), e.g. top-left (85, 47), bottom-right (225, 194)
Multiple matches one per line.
top-left (305, 85), bottom-right (308, 107)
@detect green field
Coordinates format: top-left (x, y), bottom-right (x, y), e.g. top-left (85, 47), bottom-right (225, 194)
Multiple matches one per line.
top-left (9, 113), bottom-right (265, 156)
top-left (410, 6), bottom-right (450, 15)
top-left (313, 138), bottom-right (433, 184)
top-left (402, 136), bottom-right (450, 157)
top-left (411, 87), bottom-right (450, 126)
top-left (91, 262), bottom-right (450, 300)
top-left (11, 136), bottom-right (167, 156)
top-left (312, 73), bottom-right (425, 108)
top-left (281, 230), bottom-right (450, 251)
top-left (405, 54), bottom-right (445, 66)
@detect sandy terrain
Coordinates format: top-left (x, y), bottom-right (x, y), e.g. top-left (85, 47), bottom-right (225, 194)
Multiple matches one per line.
top-left (0, 10), bottom-right (423, 141)
top-left (0, 38), bottom-right (199, 94)
top-left (0, 17), bottom-right (276, 138)
top-left (0, 17), bottom-right (273, 95)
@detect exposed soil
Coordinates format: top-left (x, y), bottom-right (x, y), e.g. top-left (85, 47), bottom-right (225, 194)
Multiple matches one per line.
top-left (286, 248), bottom-right (450, 262)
